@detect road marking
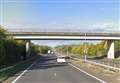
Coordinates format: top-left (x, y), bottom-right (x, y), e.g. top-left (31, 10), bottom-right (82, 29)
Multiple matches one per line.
top-left (71, 57), bottom-right (120, 71)
top-left (69, 63), bottom-right (106, 83)
top-left (54, 73), bottom-right (56, 76)
top-left (11, 61), bottom-right (37, 83)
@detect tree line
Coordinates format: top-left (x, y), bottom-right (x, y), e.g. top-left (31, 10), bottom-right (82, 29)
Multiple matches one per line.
top-left (55, 41), bottom-right (120, 58)
top-left (33, 45), bottom-right (51, 54)
top-left (0, 26), bottom-right (50, 68)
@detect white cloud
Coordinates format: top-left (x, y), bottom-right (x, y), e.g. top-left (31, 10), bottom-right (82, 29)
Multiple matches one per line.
top-left (92, 23), bottom-right (116, 28)
top-left (1, 21), bottom-right (120, 33)
top-left (90, 22), bottom-right (119, 32)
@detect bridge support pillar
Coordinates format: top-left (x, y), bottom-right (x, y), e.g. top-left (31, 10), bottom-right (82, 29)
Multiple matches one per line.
top-left (107, 40), bottom-right (115, 59)
top-left (26, 40), bottom-right (31, 57)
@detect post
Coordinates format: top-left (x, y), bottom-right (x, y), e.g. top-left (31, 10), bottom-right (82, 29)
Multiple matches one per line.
top-left (67, 45), bottom-right (69, 56)
top-left (84, 42), bottom-right (87, 61)
top-left (84, 33), bottom-right (87, 61)
top-left (107, 40), bottom-right (115, 59)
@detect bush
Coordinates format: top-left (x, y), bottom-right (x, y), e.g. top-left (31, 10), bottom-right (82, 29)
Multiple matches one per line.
top-left (0, 27), bottom-right (26, 68)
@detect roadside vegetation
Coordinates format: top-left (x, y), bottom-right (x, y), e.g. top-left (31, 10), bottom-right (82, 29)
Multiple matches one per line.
top-left (0, 26), bottom-right (32, 68)
top-left (0, 26), bottom-right (51, 81)
top-left (34, 45), bottom-right (51, 54)
top-left (0, 26), bottom-right (50, 69)
top-left (0, 57), bottom-right (36, 81)
top-left (55, 41), bottom-right (120, 59)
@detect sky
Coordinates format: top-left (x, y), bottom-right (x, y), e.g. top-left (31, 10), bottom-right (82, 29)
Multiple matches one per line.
top-left (0, 0), bottom-right (119, 46)
top-left (0, 0), bottom-right (119, 32)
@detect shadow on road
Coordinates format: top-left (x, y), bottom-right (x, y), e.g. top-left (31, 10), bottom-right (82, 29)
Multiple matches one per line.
top-left (30, 55), bottom-right (68, 70)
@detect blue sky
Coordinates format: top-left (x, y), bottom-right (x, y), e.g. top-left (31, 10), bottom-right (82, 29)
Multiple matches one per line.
top-left (0, 0), bottom-right (119, 32)
top-left (0, 0), bottom-right (119, 46)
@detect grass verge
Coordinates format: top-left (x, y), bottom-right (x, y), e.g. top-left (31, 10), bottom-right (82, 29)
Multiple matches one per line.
top-left (0, 56), bottom-right (37, 82)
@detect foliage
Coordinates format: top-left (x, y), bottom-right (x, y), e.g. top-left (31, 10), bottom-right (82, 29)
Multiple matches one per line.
top-left (0, 27), bottom-right (26, 67)
top-left (0, 27), bottom-right (30, 68)
top-left (34, 45), bottom-right (51, 54)
top-left (115, 40), bottom-right (120, 50)
top-left (54, 41), bottom-right (119, 57)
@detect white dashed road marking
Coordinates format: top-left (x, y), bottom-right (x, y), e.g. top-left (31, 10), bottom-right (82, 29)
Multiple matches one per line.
top-left (54, 73), bottom-right (56, 76)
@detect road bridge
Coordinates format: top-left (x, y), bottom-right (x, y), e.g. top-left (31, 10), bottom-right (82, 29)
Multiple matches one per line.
top-left (8, 32), bottom-right (120, 59)
top-left (9, 32), bottom-right (120, 40)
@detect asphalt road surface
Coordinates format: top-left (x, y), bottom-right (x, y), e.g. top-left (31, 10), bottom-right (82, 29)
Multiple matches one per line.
top-left (13, 54), bottom-right (103, 83)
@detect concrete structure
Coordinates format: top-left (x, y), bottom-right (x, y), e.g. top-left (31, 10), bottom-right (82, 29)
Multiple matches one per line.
top-left (9, 32), bottom-right (120, 40)
top-left (107, 41), bottom-right (115, 59)
top-left (8, 32), bottom-right (120, 59)
top-left (26, 40), bottom-right (31, 57)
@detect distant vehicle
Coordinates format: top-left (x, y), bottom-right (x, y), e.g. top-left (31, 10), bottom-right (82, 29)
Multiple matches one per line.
top-left (57, 56), bottom-right (66, 63)
top-left (48, 50), bottom-right (54, 54)
top-left (51, 51), bottom-right (54, 54)
top-left (48, 50), bottom-right (51, 54)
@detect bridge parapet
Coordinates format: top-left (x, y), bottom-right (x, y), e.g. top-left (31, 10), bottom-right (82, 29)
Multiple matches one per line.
top-left (7, 32), bottom-right (120, 37)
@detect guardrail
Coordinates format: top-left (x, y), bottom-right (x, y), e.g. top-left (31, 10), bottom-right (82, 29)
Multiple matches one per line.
top-left (69, 55), bottom-right (120, 68)
top-left (54, 52), bottom-right (120, 71)
top-left (70, 57), bottom-right (120, 71)
top-left (91, 59), bottom-right (120, 68)
top-left (0, 65), bottom-right (17, 72)
top-left (0, 56), bottom-right (37, 72)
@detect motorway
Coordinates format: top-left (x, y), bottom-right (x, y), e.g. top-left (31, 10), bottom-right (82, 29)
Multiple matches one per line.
top-left (12, 54), bottom-right (103, 83)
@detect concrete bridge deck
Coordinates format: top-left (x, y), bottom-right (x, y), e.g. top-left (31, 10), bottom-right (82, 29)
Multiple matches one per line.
top-left (7, 32), bottom-right (120, 40)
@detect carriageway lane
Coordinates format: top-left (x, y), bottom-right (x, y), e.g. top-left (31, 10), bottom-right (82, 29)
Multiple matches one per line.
top-left (14, 54), bottom-right (103, 83)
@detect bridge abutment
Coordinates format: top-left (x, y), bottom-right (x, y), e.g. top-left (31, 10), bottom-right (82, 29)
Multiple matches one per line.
top-left (107, 40), bottom-right (115, 59)
top-left (26, 40), bottom-right (31, 58)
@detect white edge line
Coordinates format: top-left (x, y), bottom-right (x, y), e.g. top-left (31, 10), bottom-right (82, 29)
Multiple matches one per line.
top-left (69, 63), bottom-right (106, 83)
top-left (11, 61), bottom-right (36, 83)
top-left (72, 57), bottom-right (120, 71)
